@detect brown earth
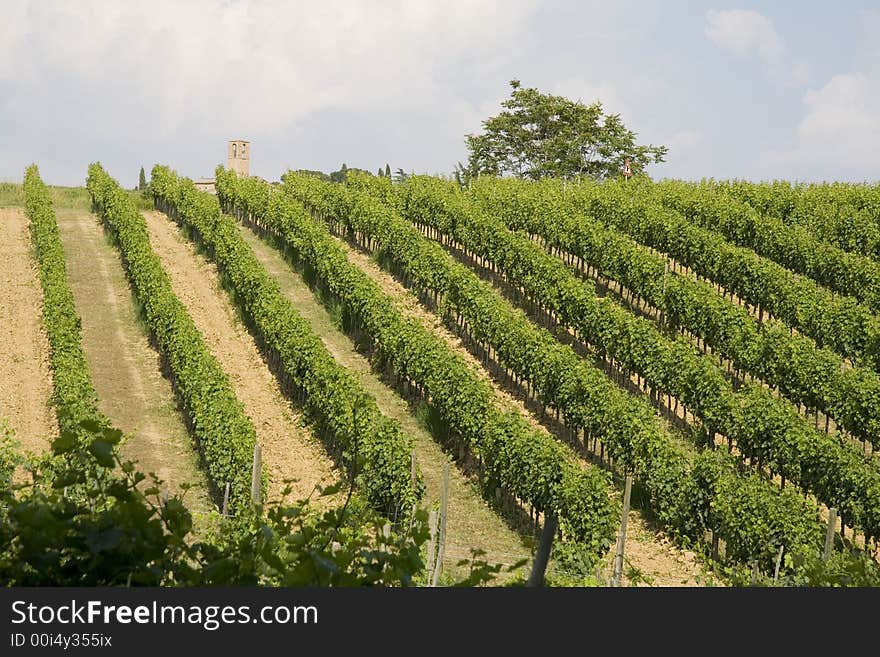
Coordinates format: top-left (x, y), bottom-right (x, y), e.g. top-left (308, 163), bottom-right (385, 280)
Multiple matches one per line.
top-left (56, 210), bottom-right (210, 514)
top-left (143, 210), bottom-right (339, 504)
top-left (597, 512), bottom-right (715, 587)
top-left (0, 208), bottom-right (57, 454)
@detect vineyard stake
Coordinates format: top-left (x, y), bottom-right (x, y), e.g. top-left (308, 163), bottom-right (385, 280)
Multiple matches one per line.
top-left (410, 450), bottom-right (417, 489)
top-left (773, 544), bottom-right (784, 583)
top-left (659, 260), bottom-right (669, 328)
top-left (611, 474), bottom-right (633, 587)
top-left (222, 481), bottom-right (230, 517)
top-left (251, 443), bottom-right (262, 506)
top-left (426, 510), bottom-right (438, 586)
top-left (823, 507), bottom-right (837, 560)
top-left (431, 463), bottom-right (450, 587)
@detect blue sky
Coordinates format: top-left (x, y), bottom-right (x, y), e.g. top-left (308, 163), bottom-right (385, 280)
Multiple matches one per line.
top-left (2, 1), bottom-right (879, 187)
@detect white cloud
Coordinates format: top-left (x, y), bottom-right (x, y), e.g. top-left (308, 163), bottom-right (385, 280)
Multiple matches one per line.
top-left (7, 1), bottom-right (833, 185)
top-left (757, 73), bottom-right (880, 180)
top-left (705, 9), bottom-right (784, 60)
top-left (0, 0), bottom-right (538, 182)
top-left (755, 13), bottom-right (880, 181)
top-left (799, 74), bottom-right (879, 148)
top-left (705, 9), bottom-right (807, 84)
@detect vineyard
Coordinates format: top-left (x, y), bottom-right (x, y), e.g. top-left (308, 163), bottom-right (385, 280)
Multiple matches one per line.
top-left (2, 163), bottom-right (880, 586)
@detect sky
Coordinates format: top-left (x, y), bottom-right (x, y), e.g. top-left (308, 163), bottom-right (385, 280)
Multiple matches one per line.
top-left (2, 1), bottom-right (879, 187)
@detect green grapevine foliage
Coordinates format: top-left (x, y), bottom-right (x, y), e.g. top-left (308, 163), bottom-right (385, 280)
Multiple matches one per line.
top-left (150, 166), bottom-right (421, 517)
top-left (282, 171), bottom-right (831, 571)
top-left (215, 166), bottom-right (619, 555)
top-left (87, 164), bottom-right (260, 513)
top-left (393, 176), bottom-right (880, 543)
top-left (24, 165), bottom-right (114, 441)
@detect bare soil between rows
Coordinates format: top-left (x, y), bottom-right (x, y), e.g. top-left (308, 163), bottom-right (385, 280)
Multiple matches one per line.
top-left (0, 208), bottom-right (57, 454)
top-left (144, 210), bottom-right (339, 504)
top-left (56, 210), bottom-right (210, 514)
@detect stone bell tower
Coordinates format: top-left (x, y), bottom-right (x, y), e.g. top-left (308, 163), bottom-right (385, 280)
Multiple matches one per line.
top-left (227, 140), bottom-right (250, 177)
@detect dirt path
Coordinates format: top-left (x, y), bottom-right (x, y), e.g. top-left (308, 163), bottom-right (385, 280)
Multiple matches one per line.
top-left (237, 222), bottom-right (533, 580)
top-left (0, 208), bottom-right (57, 454)
top-left (598, 513), bottom-right (713, 586)
top-left (144, 211), bottom-right (339, 504)
top-left (334, 235), bottom-right (714, 587)
top-left (56, 210), bottom-right (210, 514)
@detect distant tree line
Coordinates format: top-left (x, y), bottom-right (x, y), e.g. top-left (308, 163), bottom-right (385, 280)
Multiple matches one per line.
top-left (293, 163), bottom-right (409, 184)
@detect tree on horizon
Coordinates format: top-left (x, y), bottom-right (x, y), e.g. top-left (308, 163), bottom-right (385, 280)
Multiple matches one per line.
top-left (462, 79), bottom-right (667, 182)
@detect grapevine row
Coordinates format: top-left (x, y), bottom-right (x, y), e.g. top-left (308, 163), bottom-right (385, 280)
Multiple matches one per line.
top-left (87, 164), bottom-right (260, 512)
top-left (565, 179), bottom-right (880, 369)
top-left (149, 165), bottom-right (421, 517)
top-left (23, 165), bottom-right (114, 439)
top-left (469, 177), bottom-right (880, 449)
top-left (653, 180), bottom-right (880, 315)
top-left (394, 176), bottom-right (880, 542)
top-left (215, 166), bottom-right (620, 555)
top-left (719, 180), bottom-right (880, 262)
top-left (282, 170), bottom-right (828, 570)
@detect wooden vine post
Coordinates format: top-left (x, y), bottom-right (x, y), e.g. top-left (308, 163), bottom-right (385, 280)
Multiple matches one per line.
top-left (611, 474), bottom-right (633, 587)
top-left (426, 510), bottom-right (439, 586)
top-left (823, 507), bottom-right (837, 560)
top-left (251, 443), bottom-right (262, 506)
top-left (430, 463), bottom-right (450, 587)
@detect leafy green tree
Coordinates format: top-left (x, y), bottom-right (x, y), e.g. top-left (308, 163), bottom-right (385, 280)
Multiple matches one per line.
top-left (464, 79), bottom-right (667, 181)
top-left (292, 169), bottom-right (331, 182)
top-left (377, 167), bottom-right (384, 177)
top-left (329, 163), bottom-right (373, 183)
top-left (385, 163), bottom-right (391, 178)
top-left (138, 166), bottom-right (147, 191)
top-left (330, 164), bottom-right (347, 183)
top-left (453, 161), bottom-right (470, 188)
